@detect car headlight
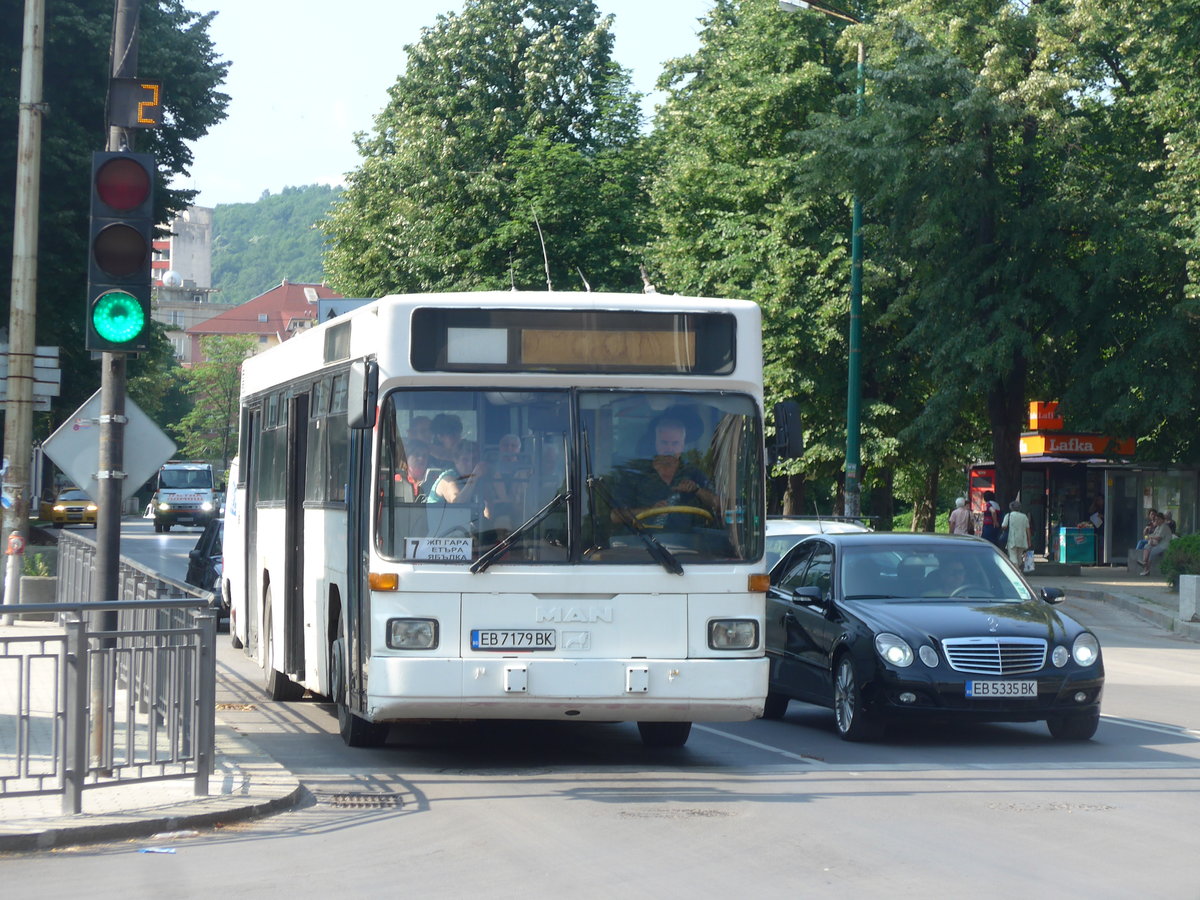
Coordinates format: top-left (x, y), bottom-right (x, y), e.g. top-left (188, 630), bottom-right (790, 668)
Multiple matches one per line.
top-left (86, 504), bottom-right (98, 512)
top-left (708, 618), bottom-right (759, 650)
top-left (387, 618), bottom-right (439, 650)
top-left (1052, 645), bottom-right (1070, 668)
top-left (53, 504), bottom-right (65, 512)
top-left (1072, 633), bottom-right (1100, 667)
top-left (875, 632), bottom-right (914, 667)
top-left (918, 644), bottom-right (939, 667)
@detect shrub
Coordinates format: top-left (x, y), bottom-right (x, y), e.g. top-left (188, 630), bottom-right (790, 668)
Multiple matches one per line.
top-left (1160, 534), bottom-right (1200, 589)
top-left (23, 552), bottom-right (51, 577)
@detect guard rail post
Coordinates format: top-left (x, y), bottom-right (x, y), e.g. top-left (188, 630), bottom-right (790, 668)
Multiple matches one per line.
top-left (62, 611), bottom-right (88, 815)
top-left (193, 608), bottom-right (217, 796)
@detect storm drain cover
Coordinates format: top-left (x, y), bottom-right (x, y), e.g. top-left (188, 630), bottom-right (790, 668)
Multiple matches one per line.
top-left (316, 792), bottom-right (405, 810)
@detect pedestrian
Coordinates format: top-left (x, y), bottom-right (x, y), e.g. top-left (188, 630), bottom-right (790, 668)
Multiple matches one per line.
top-left (1140, 511), bottom-right (1174, 575)
top-left (980, 490), bottom-right (1003, 546)
top-left (1088, 496), bottom-right (1105, 564)
top-left (948, 497), bottom-right (972, 535)
top-left (1002, 500), bottom-right (1032, 570)
top-left (1135, 508), bottom-right (1159, 551)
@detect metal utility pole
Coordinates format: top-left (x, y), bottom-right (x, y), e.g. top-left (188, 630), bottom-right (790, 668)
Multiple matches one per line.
top-left (93, 0), bottom-right (140, 617)
top-left (3, 0), bottom-right (47, 605)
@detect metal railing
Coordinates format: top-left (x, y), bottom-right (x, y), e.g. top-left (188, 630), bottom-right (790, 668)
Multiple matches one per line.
top-left (0, 530), bottom-right (216, 814)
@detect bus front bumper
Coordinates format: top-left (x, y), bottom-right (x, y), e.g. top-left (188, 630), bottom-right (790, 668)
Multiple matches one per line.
top-left (365, 656), bottom-right (768, 722)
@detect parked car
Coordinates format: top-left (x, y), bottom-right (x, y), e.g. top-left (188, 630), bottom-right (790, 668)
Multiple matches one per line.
top-left (764, 532), bottom-right (1103, 741)
top-left (39, 488), bottom-right (98, 527)
top-left (765, 515), bottom-right (871, 569)
top-left (185, 518), bottom-right (224, 609)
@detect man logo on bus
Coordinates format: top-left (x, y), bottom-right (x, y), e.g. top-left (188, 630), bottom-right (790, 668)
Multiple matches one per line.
top-left (536, 606), bottom-right (614, 624)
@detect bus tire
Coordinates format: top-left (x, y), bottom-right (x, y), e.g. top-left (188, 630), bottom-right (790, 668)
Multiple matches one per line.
top-left (637, 721), bottom-right (691, 748)
top-left (262, 600), bottom-right (304, 702)
top-left (332, 618), bottom-right (389, 748)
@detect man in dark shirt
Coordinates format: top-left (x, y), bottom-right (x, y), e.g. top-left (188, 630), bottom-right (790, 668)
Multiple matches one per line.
top-left (611, 418), bottom-right (717, 528)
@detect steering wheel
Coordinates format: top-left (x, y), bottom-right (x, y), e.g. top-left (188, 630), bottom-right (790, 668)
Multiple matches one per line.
top-left (949, 583), bottom-right (990, 598)
top-left (633, 505), bottom-right (714, 525)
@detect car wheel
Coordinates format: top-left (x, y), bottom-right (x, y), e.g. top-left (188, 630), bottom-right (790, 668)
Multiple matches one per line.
top-left (636, 721), bottom-right (692, 747)
top-left (1046, 709), bottom-right (1100, 741)
top-left (332, 616), bottom-right (389, 748)
top-left (762, 691), bottom-right (790, 720)
top-left (833, 656), bottom-right (884, 742)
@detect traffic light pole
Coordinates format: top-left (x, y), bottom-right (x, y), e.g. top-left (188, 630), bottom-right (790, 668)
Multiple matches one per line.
top-left (91, 0), bottom-right (140, 771)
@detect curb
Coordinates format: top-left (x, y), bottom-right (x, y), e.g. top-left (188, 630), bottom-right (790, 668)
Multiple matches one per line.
top-left (0, 726), bottom-right (303, 853)
top-left (1063, 586), bottom-right (1200, 643)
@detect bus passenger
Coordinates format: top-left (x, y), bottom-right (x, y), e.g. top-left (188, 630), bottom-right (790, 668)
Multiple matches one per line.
top-left (427, 440), bottom-right (486, 506)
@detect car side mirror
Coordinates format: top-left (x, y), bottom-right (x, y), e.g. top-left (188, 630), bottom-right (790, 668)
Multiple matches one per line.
top-left (1041, 587), bottom-right (1064, 605)
top-left (790, 585), bottom-right (823, 604)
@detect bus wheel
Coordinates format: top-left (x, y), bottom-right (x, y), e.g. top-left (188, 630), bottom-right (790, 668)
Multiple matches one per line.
top-left (637, 721), bottom-right (692, 748)
top-left (332, 619), bottom-right (389, 748)
top-left (262, 600), bottom-right (304, 702)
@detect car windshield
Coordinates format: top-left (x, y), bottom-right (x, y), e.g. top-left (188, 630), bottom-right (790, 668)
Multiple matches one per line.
top-left (839, 544), bottom-right (1033, 602)
top-left (58, 490), bottom-right (89, 501)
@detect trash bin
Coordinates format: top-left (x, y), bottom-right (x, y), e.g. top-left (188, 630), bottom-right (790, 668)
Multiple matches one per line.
top-left (1058, 527), bottom-right (1095, 564)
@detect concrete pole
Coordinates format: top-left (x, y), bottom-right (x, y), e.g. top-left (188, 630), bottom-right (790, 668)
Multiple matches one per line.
top-left (2, 0), bottom-right (47, 607)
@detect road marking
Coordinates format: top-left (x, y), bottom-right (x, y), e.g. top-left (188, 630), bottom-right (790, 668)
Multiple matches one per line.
top-left (1101, 714), bottom-right (1200, 739)
top-left (693, 724), bottom-right (829, 765)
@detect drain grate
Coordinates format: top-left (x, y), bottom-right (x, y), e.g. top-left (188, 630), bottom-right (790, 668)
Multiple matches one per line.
top-left (316, 792), bottom-right (405, 810)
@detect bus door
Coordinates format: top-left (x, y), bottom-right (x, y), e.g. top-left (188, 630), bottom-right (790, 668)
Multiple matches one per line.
top-left (242, 407), bottom-right (262, 656)
top-left (284, 391), bottom-right (309, 676)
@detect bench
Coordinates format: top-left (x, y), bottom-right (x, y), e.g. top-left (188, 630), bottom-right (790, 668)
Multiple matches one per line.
top-left (1128, 546), bottom-right (1164, 576)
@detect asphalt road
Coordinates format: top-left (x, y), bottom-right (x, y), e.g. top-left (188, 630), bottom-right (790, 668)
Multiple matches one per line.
top-left (4, 520), bottom-right (1196, 897)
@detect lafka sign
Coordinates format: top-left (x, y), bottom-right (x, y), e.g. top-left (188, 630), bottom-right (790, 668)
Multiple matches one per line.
top-left (1020, 433), bottom-right (1136, 458)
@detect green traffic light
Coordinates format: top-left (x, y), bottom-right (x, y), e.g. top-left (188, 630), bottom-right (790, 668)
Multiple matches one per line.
top-left (91, 290), bottom-right (146, 344)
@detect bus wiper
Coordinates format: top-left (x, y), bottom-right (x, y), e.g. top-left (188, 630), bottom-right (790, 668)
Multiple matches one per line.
top-left (582, 427), bottom-right (683, 576)
top-left (470, 490), bottom-right (570, 574)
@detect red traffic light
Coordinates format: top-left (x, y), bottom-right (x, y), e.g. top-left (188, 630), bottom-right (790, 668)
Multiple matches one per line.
top-left (94, 155), bottom-right (152, 211)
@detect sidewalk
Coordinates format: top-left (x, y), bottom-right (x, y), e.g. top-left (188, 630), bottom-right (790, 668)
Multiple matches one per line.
top-left (1027, 564), bottom-right (1200, 643)
top-left (2, 565), bottom-right (1197, 852)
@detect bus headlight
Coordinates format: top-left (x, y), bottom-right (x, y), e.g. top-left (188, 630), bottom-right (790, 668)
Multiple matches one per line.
top-left (708, 619), bottom-right (758, 650)
top-left (387, 618), bottom-right (439, 650)
top-left (158, 502), bottom-right (171, 511)
top-left (201, 501), bottom-right (214, 512)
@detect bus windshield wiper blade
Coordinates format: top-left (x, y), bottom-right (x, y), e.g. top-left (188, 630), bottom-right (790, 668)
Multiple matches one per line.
top-left (470, 491), bottom-right (569, 574)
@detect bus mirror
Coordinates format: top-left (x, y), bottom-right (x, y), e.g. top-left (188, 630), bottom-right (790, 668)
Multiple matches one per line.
top-left (772, 400), bottom-right (803, 461)
top-left (348, 359), bottom-right (379, 430)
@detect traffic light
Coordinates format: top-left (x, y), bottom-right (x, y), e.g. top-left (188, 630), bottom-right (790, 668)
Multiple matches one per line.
top-left (87, 151), bottom-right (155, 352)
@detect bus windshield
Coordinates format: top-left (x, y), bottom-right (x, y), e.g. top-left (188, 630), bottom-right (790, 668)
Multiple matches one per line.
top-left (375, 389), bottom-right (763, 566)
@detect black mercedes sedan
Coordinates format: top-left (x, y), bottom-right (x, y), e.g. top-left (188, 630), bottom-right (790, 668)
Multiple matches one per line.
top-left (764, 532), bottom-right (1103, 741)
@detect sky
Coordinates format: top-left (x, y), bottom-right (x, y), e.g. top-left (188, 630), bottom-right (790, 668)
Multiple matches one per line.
top-left (173, 1), bottom-right (715, 207)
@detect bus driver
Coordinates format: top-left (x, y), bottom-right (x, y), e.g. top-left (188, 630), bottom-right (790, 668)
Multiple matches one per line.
top-left (611, 418), bottom-right (718, 527)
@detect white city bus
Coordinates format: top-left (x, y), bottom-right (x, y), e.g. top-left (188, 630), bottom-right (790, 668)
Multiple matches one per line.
top-left (225, 291), bottom-right (773, 747)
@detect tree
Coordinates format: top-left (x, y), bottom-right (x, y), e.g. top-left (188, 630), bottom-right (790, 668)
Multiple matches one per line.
top-left (0, 0), bottom-right (229, 428)
top-left (324, 0), bottom-right (648, 297)
top-left (172, 335), bottom-right (253, 471)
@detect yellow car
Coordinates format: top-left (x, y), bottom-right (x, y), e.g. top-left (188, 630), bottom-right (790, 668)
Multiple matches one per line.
top-left (40, 488), bottom-right (98, 527)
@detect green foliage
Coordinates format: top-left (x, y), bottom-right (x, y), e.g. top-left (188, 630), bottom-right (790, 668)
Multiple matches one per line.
top-left (172, 335), bottom-right (254, 470)
top-left (0, 0), bottom-right (229, 432)
top-left (325, 0), bottom-right (648, 296)
top-left (23, 553), bottom-right (52, 578)
top-left (212, 185), bottom-right (340, 303)
top-left (1161, 534), bottom-right (1200, 589)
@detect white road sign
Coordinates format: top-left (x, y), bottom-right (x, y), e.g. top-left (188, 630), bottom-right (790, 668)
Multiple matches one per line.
top-left (41, 390), bottom-right (177, 502)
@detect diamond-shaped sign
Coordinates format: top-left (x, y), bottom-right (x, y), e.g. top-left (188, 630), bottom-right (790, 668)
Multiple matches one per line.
top-left (41, 390), bottom-right (176, 502)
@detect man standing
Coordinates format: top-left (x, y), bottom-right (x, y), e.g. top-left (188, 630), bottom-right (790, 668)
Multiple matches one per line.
top-left (949, 497), bottom-right (972, 535)
top-left (1002, 500), bottom-right (1032, 570)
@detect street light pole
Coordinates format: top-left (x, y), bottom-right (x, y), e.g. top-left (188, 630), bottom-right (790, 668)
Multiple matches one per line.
top-left (780, 1), bottom-right (865, 518)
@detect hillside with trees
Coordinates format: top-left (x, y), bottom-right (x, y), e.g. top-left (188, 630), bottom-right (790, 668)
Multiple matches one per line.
top-left (211, 184), bottom-right (340, 303)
